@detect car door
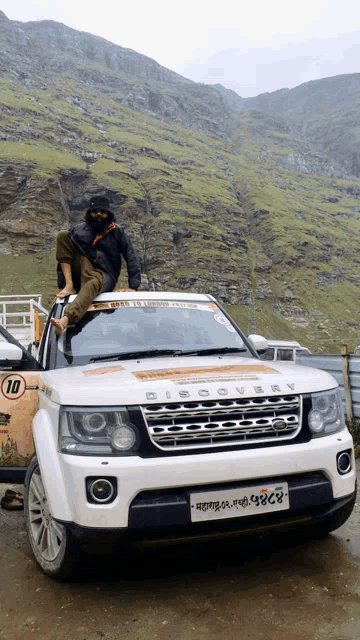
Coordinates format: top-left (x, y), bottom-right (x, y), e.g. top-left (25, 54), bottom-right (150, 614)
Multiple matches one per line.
top-left (0, 325), bottom-right (43, 481)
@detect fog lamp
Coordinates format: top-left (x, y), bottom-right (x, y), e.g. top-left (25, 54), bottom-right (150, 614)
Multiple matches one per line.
top-left (89, 478), bottom-right (115, 503)
top-left (337, 451), bottom-right (352, 475)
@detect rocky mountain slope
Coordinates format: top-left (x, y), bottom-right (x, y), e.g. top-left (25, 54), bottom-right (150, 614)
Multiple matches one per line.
top-left (243, 74), bottom-right (360, 179)
top-left (1, 11), bottom-right (360, 352)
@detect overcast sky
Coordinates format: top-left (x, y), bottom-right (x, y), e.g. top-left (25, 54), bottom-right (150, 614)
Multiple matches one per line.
top-left (2, 0), bottom-right (360, 97)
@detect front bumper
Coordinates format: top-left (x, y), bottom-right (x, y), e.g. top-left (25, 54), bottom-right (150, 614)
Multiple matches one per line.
top-left (67, 483), bottom-right (356, 551)
top-left (35, 426), bottom-right (356, 529)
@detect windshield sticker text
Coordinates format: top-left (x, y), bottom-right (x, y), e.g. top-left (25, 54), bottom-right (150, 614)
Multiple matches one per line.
top-left (213, 313), bottom-right (236, 332)
top-left (87, 300), bottom-right (218, 312)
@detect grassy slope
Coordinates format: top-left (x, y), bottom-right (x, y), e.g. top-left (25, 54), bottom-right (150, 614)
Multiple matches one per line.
top-left (1, 77), bottom-right (360, 351)
top-left (0, 76), bottom-right (244, 303)
top-left (227, 111), bottom-right (360, 351)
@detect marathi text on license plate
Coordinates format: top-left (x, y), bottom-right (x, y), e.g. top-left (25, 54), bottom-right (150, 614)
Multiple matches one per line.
top-left (190, 483), bottom-right (289, 522)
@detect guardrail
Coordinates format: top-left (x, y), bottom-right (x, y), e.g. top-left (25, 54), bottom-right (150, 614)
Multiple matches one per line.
top-left (296, 346), bottom-right (360, 420)
top-left (0, 295), bottom-right (48, 347)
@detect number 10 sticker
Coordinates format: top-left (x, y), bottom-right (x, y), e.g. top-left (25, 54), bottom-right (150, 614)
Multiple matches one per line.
top-left (1, 374), bottom-right (27, 400)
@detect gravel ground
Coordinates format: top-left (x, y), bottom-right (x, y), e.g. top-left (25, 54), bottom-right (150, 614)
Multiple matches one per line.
top-left (1, 466), bottom-right (360, 640)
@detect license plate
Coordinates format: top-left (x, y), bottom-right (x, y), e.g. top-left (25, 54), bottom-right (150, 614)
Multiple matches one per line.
top-left (190, 483), bottom-right (289, 522)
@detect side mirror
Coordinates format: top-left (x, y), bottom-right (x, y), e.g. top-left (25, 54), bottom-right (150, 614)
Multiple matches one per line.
top-left (0, 342), bottom-right (23, 362)
top-left (248, 334), bottom-right (268, 354)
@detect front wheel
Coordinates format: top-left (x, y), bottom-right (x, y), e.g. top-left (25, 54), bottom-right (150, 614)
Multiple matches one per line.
top-left (24, 455), bottom-right (80, 580)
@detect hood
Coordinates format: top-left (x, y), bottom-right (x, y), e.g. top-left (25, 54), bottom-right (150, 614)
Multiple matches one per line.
top-left (39, 355), bottom-right (338, 406)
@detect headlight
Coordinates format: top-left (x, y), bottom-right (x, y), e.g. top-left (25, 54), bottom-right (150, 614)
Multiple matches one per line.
top-left (59, 406), bottom-right (139, 455)
top-left (111, 425), bottom-right (137, 451)
top-left (308, 388), bottom-right (345, 437)
top-left (83, 413), bottom-right (107, 434)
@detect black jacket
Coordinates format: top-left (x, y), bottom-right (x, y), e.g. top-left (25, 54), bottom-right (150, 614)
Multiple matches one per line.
top-left (58, 223), bottom-right (141, 291)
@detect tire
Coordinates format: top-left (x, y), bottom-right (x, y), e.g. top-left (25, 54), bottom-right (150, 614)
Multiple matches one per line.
top-left (24, 455), bottom-right (80, 580)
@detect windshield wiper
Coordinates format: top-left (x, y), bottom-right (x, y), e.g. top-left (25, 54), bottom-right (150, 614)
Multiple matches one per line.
top-left (90, 346), bottom-right (248, 363)
top-left (90, 349), bottom-right (181, 363)
top-left (172, 347), bottom-right (248, 357)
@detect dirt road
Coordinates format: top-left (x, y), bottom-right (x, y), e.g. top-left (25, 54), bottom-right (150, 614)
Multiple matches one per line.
top-left (1, 467), bottom-right (360, 640)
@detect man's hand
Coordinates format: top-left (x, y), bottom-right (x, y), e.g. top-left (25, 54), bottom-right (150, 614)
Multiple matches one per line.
top-left (115, 288), bottom-right (135, 292)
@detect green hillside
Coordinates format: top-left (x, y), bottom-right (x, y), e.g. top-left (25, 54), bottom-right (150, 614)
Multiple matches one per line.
top-left (1, 13), bottom-right (360, 353)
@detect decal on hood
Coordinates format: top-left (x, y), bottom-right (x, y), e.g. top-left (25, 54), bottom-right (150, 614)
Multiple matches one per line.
top-left (134, 364), bottom-right (277, 384)
top-left (83, 365), bottom-right (125, 377)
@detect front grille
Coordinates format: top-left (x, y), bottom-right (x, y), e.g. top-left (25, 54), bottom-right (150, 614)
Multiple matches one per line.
top-left (141, 395), bottom-right (302, 451)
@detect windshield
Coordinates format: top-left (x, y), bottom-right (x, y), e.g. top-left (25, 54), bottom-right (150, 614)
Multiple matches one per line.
top-left (54, 300), bottom-right (251, 367)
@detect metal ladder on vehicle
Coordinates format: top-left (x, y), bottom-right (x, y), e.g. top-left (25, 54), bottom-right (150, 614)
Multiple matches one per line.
top-left (0, 295), bottom-right (48, 350)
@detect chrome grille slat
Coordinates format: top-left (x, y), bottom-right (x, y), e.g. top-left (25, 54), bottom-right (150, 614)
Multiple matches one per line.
top-left (141, 395), bottom-right (302, 451)
top-left (155, 426), bottom-right (294, 441)
top-left (147, 398), bottom-right (299, 419)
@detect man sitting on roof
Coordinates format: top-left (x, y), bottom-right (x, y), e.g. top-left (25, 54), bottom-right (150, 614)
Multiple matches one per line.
top-left (50, 195), bottom-right (141, 337)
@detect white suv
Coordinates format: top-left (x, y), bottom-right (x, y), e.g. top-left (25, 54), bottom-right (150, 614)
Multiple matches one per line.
top-left (0, 292), bottom-right (355, 579)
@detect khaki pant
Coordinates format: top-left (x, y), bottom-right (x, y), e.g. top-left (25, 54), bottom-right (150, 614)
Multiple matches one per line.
top-left (56, 230), bottom-right (109, 324)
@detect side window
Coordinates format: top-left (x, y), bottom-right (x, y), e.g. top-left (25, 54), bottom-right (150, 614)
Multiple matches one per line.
top-left (0, 358), bottom-right (32, 373)
top-left (0, 327), bottom-right (42, 372)
top-left (261, 348), bottom-right (275, 361)
top-left (277, 349), bottom-right (294, 361)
